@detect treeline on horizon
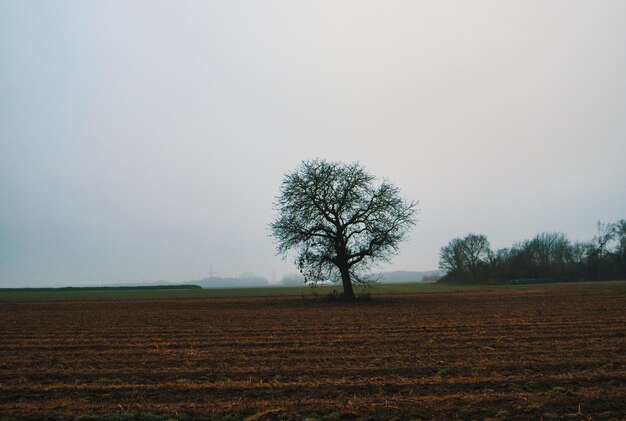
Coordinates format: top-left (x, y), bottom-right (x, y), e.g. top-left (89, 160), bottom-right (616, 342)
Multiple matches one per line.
top-left (439, 220), bottom-right (626, 284)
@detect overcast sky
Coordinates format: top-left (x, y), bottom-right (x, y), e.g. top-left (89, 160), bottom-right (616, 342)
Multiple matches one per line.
top-left (1, 1), bottom-right (625, 287)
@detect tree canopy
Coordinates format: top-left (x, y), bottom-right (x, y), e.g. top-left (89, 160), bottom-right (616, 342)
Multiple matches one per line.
top-left (271, 159), bottom-right (417, 300)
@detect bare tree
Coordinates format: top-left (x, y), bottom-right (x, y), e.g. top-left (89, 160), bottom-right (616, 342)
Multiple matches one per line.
top-left (271, 159), bottom-right (417, 301)
top-left (439, 238), bottom-right (466, 276)
top-left (615, 219), bottom-right (626, 260)
top-left (439, 233), bottom-right (490, 281)
top-left (462, 233), bottom-right (491, 280)
top-left (593, 221), bottom-right (616, 277)
top-left (526, 232), bottom-right (571, 279)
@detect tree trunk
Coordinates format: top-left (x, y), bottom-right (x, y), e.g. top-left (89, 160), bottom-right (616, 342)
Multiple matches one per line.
top-left (339, 265), bottom-right (355, 301)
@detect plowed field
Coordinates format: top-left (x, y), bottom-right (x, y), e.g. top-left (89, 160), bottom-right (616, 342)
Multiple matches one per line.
top-left (1, 282), bottom-right (625, 420)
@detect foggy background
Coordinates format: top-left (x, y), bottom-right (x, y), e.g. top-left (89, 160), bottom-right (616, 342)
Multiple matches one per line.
top-left (1, 1), bottom-right (625, 287)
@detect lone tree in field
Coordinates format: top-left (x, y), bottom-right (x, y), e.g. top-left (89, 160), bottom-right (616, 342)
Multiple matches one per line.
top-left (271, 159), bottom-right (418, 301)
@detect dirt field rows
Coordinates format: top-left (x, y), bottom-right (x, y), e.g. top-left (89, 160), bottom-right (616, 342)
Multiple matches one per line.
top-left (1, 282), bottom-right (625, 420)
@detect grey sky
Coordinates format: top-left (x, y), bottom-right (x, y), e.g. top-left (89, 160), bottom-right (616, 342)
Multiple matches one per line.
top-left (1, 1), bottom-right (625, 287)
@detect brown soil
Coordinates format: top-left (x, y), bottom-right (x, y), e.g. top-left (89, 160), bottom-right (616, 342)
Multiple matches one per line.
top-left (1, 282), bottom-right (625, 420)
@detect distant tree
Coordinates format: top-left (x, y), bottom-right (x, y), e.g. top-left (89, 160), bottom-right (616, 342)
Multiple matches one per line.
top-left (565, 240), bottom-right (591, 280)
top-left (271, 159), bottom-right (417, 301)
top-left (439, 237), bottom-right (467, 277)
top-left (462, 233), bottom-right (491, 280)
top-left (523, 232), bottom-right (571, 279)
top-left (570, 241), bottom-right (590, 265)
top-left (614, 220), bottom-right (626, 275)
top-left (615, 220), bottom-right (626, 252)
top-left (439, 233), bottom-right (491, 282)
top-left (593, 221), bottom-right (616, 278)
